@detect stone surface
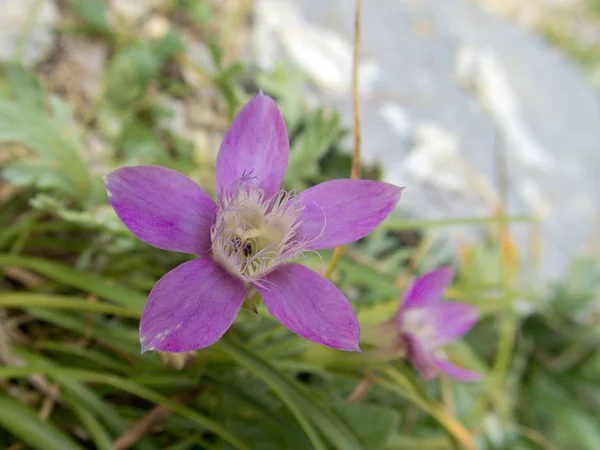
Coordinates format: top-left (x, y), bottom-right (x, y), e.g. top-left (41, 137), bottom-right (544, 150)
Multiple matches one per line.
top-left (473, 0), bottom-right (600, 86)
top-left (109, 0), bottom-right (163, 24)
top-left (51, 37), bottom-right (108, 101)
top-left (0, 0), bottom-right (59, 67)
top-left (253, 0), bottom-right (600, 283)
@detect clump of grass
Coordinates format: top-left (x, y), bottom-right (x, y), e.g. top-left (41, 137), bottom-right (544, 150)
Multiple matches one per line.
top-left (0, 1), bottom-right (598, 450)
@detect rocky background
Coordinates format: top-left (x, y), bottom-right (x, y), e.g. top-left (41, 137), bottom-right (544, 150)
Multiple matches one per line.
top-left (2, 0), bottom-right (599, 283)
top-left (252, 0), bottom-right (600, 285)
top-left (2, 2), bottom-right (600, 449)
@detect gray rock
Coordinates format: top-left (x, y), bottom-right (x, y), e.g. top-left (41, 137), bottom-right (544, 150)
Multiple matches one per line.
top-left (0, 0), bottom-right (59, 67)
top-left (108, 0), bottom-right (163, 24)
top-left (253, 0), bottom-right (600, 284)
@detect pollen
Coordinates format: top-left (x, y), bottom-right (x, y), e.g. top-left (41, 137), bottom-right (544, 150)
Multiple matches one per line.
top-left (210, 178), bottom-right (305, 282)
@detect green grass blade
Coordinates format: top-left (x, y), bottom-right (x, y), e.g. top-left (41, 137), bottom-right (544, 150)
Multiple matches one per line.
top-left (0, 254), bottom-right (146, 312)
top-left (69, 402), bottom-right (113, 450)
top-left (24, 308), bottom-right (141, 355)
top-left (217, 339), bottom-right (363, 450)
top-left (377, 367), bottom-right (475, 449)
top-left (36, 341), bottom-right (132, 374)
top-left (0, 365), bottom-right (249, 450)
top-left (75, 373), bottom-right (249, 450)
top-left (0, 394), bottom-right (83, 450)
top-left (0, 97), bottom-right (92, 199)
top-left (0, 293), bottom-right (140, 317)
top-left (380, 215), bottom-right (535, 230)
top-left (11, 348), bottom-right (158, 450)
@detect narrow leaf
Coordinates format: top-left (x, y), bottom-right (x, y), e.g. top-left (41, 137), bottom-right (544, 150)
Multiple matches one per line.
top-left (217, 339), bottom-right (363, 450)
top-left (0, 394), bottom-right (82, 450)
top-left (0, 254), bottom-right (146, 312)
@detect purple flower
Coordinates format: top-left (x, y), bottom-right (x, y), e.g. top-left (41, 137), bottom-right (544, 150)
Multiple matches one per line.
top-left (105, 93), bottom-right (402, 353)
top-left (396, 267), bottom-right (481, 381)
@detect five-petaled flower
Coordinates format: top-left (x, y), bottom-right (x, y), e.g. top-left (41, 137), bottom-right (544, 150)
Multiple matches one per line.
top-left (374, 268), bottom-right (480, 381)
top-left (105, 93), bottom-right (402, 353)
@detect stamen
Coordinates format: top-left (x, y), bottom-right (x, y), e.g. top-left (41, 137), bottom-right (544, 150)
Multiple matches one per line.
top-left (211, 178), bottom-right (329, 282)
top-left (242, 241), bottom-right (253, 257)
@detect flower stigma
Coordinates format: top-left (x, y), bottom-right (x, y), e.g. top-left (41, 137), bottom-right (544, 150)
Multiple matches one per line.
top-left (399, 309), bottom-right (437, 349)
top-left (211, 176), bottom-right (305, 282)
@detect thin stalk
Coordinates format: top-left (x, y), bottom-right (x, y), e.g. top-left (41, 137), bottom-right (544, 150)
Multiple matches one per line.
top-left (379, 368), bottom-right (476, 450)
top-left (379, 215), bottom-right (534, 231)
top-left (13, 0), bottom-right (45, 63)
top-left (325, 0), bottom-right (362, 278)
top-left (350, 0), bottom-right (363, 182)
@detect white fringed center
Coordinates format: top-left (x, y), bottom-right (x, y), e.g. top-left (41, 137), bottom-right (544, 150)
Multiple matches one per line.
top-left (211, 180), bottom-right (305, 282)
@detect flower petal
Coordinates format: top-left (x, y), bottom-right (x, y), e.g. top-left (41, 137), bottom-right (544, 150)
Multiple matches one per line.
top-left (215, 93), bottom-right (289, 198)
top-left (294, 179), bottom-right (402, 250)
top-left (106, 165), bottom-right (217, 255)
top-left (398, 267), bottom-right (454, 315)
top-left (434, 358), bottom-right (481, 382)
top-left (255, 263), bottom-right (360, 351)
top-left (140, 258), bottom-right (246, 353)
top-left (404, 333), bottom-right (439, 380)
top-left (431, 302), bottom-right (479, 347)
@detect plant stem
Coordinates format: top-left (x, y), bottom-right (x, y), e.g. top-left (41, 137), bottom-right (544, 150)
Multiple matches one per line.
top-left (325, 0), bottom-right (362, 278)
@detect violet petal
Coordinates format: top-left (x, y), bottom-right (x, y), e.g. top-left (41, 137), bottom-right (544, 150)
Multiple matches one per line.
top-left (434, 358), bottom-right (482, 382)
top-left (294, 179), bottom-right (402, 250)
top-left (106, 165), bottom-right (216, 255)
top-left (431, 302), bottom-right (479, 347)
top-left (404, 332), bottom-right (439, 380)
top-left (140, 258), bottom-right (246, 353)
top-left (215, 93), bottom-right (289, 199)
top-left (397, 267), bottom-right (454, 325)
top-left (255, 263), bottom-right (360, 351)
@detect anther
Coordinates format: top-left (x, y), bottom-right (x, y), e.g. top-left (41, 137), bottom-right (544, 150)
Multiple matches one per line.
top-left (242, 241), bottom-right (253, 257)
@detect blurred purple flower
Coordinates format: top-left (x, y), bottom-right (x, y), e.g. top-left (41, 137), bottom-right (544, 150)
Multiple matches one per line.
top-left (105, 93), bottom-right (402, 354)
top-left (396, 267), bottom-right (480, 381)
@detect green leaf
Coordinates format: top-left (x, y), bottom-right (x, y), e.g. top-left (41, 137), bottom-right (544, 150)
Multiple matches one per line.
top-left (256, 63), bottom-right (308, 134)
top-left (0, 96), bottom-right (91, 200)
top-left (527, 372), bottom-right (600, 450)
top-left (36, 341), bottom-right (132, 374)
top-left (185, 0), bottom-right (214, 25)
top-left (225, 419), bottom-right (305, 450)
top-left (0, 293), bottom-right (140, 318)
top-left (25, 309), bottom-right (141, 355)
top-left (106, 45), bottom-right (160, 105)
top-left (0, 394), bottom-right (82, 450)
top-left (0, 365), bottom-right (250, 450)
top-left (206, 375), bottom-right (309, 449)
top-left (69, 403), bottom-right (113, 450)
top-left (206, 36), bottom-right (224, 69)
top-left (152, 29), bottom-right (184, 62)
top-left (0, 254), bottom-right (146, 312)
top-left (71, 0), bottom-right (112, 36)
top-left (11, 349), bottom-right (158, 450)
top-left (333, 402), bottom-right (401, 449)
top-left (285, 108), bottom-right (345, 189)
top-left (118, 120), bottom-right (167, 164)
top-left (1, 63), bottom-right (45, 108)
top-left (217, 339), bottom-right (363, 450)
top-left (212, 62), bottom-right (244, 121)
top-left (164, 438), bottom-right (199, 450)
top-left (377, 367), bottom-right (476, 448)
top-left (3, 161), bottom-right (67, 193)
